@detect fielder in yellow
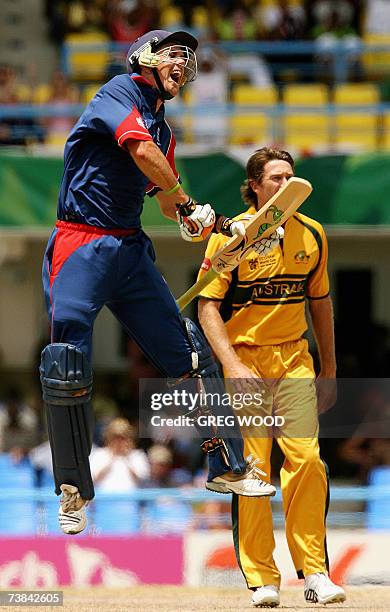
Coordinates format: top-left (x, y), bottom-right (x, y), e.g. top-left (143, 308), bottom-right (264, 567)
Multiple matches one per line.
top-left (197, 147), bottom-right (346, 607)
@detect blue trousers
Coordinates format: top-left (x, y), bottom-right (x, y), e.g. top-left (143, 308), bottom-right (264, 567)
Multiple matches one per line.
top-left (43, 223), bottom-right (193, 376)
top-left (42, 222), bottom-right (236, 483)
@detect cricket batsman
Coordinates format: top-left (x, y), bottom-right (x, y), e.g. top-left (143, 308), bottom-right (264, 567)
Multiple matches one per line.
top-left (198, 148), bottom-right (346, 606)
top-left (39, 31), bottom-right (279, 535)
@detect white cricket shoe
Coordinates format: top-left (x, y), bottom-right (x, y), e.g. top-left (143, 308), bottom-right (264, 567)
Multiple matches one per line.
top-left (251, 585), bottom-right (280, 607)
top-left (304, 573), bottom-right (346, 605)
top-left (206, 456), bottom-right (276, 497)
top-left (58, 484), bottom-right (88, 535)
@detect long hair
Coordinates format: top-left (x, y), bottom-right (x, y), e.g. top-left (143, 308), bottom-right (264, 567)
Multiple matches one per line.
top-left (240, 147), bottom-right (295, 206)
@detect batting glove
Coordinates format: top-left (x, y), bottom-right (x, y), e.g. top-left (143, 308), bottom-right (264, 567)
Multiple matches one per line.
top-left (215, 216), bottom-right (246, 238)
top-left (176, 199), bottom-right (216, 242)
top-left (251, 226), bottom-right (284, 257)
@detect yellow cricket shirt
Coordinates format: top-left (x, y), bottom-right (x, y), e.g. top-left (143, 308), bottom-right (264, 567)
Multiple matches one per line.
top-left (198, 208), bottom-right (329, 346)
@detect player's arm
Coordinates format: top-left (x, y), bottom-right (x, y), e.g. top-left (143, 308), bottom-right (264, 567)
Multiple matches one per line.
top-left (198, 298), bottom-right (257, 380)
top-left (126, 139), bottom-right (244, 240)
top-left (309, 295), bottom-right (336, 377)
top-left (309, 295), bottom-right (337, 413)
top-left (126, 140), bottom-right (188, 217)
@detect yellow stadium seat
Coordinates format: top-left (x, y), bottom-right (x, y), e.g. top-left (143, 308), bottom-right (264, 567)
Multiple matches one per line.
top-left (229, 113), bottom-right (271, 145)
top-left (45, 132), bottom-right (68, 148)
top-left (33, 84), bottom-right (51, 104)
top-left (362, 34), bottom-right (390, 77)
top-left (16, 84), bottom-right (33, 103)
top-left (160, 6), bottom-right (183, 28)
top-left (283, 84), bottom-right (329, 106)
top-left (232, 85), bottom-right (278, 106)
top-left (66, 32), bottom-right (110, 81)
top-left (334, 113), bottom-right (378, 151)
top-left (380, 112), bottom-right (390, 150)
top-left (81, 83), bottom-right (103, 105)
top-left (334, 83), bottom-right (380, 105)
top-left (192, 6), bottom-right (208, 29)
top-left (283, 113), bottom-right (330, 149)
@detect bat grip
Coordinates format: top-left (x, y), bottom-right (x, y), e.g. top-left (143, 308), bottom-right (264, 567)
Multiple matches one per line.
top-left (213, 214), bottom-right (233, 236)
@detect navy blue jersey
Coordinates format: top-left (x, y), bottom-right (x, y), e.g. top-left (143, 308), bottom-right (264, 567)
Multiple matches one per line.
top-left (57, 74), bottom-right (179, 229)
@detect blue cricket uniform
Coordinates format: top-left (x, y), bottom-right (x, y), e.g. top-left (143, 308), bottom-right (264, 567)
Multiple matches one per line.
top-left (42, 73), bottom-right (193, 376)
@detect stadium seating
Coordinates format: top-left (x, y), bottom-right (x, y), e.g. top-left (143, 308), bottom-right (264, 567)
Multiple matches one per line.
top-left (334, 113), bottom-right (378, 151)
top-left (333, 84), bottom-right (380, 151)
top-left (283, 83), bottom-right (329, 106)
top-left (333, 83), bottom-right (380, 106)
top-left (0, 454), bottom-right (33, 488)
top-left (366, 466), bottom-right (390, 530)
top-left (66, 32), bottom-right (110, 81)
top-left (90, 499), bottom-right (141, 534)
top-left (382, 112), bottom-right (390, 150)
top-left (81, 84), bottom-right (103, 105)
top-left (229, 113), bottom-right (272, 145)
top-left (229, 85), bottom-right (277, 145)
top-left (362, 33), bottom-right (390, 78)
top-left (283, 113), bottom-right (330, 150)
top-left (231, 85), bottom-right (278, 106)
top-left (281, 84), bottom-right (330, 150)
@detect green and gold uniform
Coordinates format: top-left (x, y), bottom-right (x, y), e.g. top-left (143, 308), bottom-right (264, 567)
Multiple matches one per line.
top-left (198, 209), bottom-right (330, 588)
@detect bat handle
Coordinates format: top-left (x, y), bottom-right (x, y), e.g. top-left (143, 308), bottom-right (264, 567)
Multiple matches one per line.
top-left (213, 214), bottom-right (234, 237)
top-left (177, 268), bottom-right (218, 312)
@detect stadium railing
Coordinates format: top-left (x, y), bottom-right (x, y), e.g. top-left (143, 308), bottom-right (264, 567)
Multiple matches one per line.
top-left (1, 101), bottom-right (389, 152)
top-left (0, 485), bottom-right (388, 535)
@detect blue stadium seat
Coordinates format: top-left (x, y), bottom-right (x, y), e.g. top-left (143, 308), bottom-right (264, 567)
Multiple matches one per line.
top-left (0, 454), bottom-right (33, 488)
top-left (366, 466), bottom-right (390, 530)
top-left (90, 498), bottom-right (141, 534)
top-left (142, 498), bottom-right (193, 534)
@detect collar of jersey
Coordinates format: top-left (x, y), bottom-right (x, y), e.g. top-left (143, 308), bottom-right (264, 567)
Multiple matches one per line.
top-left (131, 73), bottom-right (162, 112)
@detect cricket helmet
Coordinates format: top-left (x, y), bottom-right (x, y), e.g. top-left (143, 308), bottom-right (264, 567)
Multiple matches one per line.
top-left (126, 29), bottom-right (198, 92)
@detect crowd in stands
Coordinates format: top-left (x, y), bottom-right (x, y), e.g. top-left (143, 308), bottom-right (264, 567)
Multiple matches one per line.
top-left (0, 1), bottom-right (388, 149)
top-left (43, 1), bottom-right (366, 44)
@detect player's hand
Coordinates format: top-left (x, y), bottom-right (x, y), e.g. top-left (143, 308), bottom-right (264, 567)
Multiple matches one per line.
top-left (224, 361), bottom-right (263, 395)
top-left (316, 374), bottom-right (337, 414)
top-left (176, 198), bottom-right (216, 242)
top-left (216, 216), bottom-right (246, 238)
top-left (251, 226), bottom-right (284, 257)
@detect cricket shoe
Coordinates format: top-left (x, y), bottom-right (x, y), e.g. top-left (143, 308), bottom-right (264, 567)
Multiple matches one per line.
top-left (206, 456), bottom-right (276, 497)
top-left (304, 573), bottom-right (346, 605)
top-left (58, 484), bottom-right (88, 535)
top-left (251, 585), bottom-right (280, 607)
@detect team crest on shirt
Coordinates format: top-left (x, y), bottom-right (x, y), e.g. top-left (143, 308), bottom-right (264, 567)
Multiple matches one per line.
top-left (295, 250), bottom-right (310, 263)
top-left (136, 116), bottom-right (146, 129)
top-left (248, 257), bottom-right (259, 270)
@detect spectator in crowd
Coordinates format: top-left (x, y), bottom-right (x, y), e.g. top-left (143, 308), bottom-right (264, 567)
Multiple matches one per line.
top-left (90, 418), bottom-right (150, 491)
top-left (106, 0), bottom-right (159, 42)
top-left (43, 70), bottom-right (80, 144)
top-left (0, 387), bottom-right (40, 457)
top-left (365, 0), bottom-right (390, 35)
top-left (215, 0), bottom-right (257, 41)
top-left (259, 0), bottom-right (307, 40)
top-left (187, 48), bottom-right (229, 145)
top-left (29, 439), bottom-right (54, 487)
top-left (309, 0), bottom-right (362, 79)
top-left (339, 437), bottom-right (390, 481)
top-left (142, 444), bottom-right (175, 488)
top-left (0, 65), bottom-right (28, 145)
top-left (65, 0), bottom-right (106, 34)
top-left (141, 444), bottom-right (194, 533)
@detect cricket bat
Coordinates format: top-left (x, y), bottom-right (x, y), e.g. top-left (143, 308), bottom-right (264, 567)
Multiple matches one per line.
top-left (177, 177), bottom-right (312, 311)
